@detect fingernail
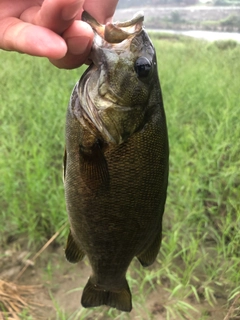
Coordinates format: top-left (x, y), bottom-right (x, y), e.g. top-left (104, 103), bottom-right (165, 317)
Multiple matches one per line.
top-left (62, 1), bottom-right (82, 21)
top-left (67, 36), bottom-right (91, 55)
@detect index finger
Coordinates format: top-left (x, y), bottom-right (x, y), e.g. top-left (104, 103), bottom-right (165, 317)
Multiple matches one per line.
top-left (21, 0), bottom-right (84, 34)
top-left (0, 17), bottom-right (67, 58)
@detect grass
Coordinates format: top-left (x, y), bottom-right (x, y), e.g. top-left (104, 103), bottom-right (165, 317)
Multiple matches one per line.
top-left (0, 55), bottom-right (81, 244)
top-left (0, 34), bottom-right (240, 319)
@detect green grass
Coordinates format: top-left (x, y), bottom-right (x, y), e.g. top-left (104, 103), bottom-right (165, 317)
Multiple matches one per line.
top-left (0, 54), bottom-right (83, 244)
top-left (0, 35), bottom-right (240, 319)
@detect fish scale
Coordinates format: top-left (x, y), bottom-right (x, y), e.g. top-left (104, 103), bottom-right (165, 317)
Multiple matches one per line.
top-left (64, 11), bottom-right (169, 312)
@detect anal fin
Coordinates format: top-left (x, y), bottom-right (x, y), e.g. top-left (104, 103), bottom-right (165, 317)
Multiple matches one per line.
top-left (137, 230), bottom-right (162, 267)
top-left (65, 230), bottom-right (85, 263)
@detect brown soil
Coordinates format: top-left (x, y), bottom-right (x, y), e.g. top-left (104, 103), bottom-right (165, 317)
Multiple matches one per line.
top-left (0, 236), bottom-right (229, 320)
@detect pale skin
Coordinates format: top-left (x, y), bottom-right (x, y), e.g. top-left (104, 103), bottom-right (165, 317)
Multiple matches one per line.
top-left (0, 0), bottom-right (119, 69)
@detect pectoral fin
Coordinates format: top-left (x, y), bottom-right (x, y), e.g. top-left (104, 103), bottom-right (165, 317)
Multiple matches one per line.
top-left (80, 139), bottom-right (109, 191)
top-left (137, 230), bottom-right (162, 267)
top-left (65, 230), bottom-right (85, 263)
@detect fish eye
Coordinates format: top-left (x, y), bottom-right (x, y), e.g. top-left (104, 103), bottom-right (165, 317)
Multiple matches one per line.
top-left (134, 57), bottom-right (152, 78)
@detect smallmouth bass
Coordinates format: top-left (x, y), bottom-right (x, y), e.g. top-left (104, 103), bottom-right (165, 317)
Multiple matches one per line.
top-left (63, 11), bottom-right (169, 312)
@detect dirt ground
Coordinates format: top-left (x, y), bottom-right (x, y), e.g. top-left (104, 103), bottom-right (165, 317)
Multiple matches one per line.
top-left (0, 236), bottom-right (229, 320)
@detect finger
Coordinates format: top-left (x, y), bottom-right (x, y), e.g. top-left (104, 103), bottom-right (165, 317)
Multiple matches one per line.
top-left (83, 0), bottom-right (119, 24)
top-left (49, 20), bottom-right (93, 69)
top-left (21, 0), bottom-right (84, 34)
top-left (0, 17), bottom-right (67, 59)
top-left (0, 0), bottom-right (39, 19)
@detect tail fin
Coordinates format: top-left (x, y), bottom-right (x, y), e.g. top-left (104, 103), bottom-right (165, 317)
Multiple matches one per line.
top-left (81, 277), bottom-right (132, 312)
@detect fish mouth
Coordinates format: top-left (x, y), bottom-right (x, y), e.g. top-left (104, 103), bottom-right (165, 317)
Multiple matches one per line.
top-left (82, 11), bottom-right (144, 43)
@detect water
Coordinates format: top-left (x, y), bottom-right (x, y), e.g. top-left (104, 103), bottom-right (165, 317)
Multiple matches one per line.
top-left (147, 29), bottom-right (240, 43)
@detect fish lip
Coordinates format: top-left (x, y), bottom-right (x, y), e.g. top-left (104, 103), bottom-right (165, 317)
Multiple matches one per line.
top-left (82, 10), bottom-right (144, 43)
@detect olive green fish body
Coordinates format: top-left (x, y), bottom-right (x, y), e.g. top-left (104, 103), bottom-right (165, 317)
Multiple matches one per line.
top-left (64, 12), bottom-right (169, 312)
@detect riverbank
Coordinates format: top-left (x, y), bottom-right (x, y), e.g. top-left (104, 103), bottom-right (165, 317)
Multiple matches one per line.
top-left (147, 28), bottom-right (240, 42)
top-left (114, 6), bottom-right (240, 32)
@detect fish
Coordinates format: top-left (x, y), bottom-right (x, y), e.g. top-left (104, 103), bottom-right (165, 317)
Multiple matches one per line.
top-left (63, 11), bottom-right (169, 312)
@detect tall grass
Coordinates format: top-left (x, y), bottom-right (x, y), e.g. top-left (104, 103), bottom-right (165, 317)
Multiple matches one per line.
top-left (0, 53), bottom-right (83, 244)
top-left (153, 35), bottom-right (240, 317)
top-left (0, 36), bottom-right (239, 319)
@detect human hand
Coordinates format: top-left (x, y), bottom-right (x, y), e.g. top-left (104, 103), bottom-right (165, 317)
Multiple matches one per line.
top-left (0, 0), bottom-right (118, 69)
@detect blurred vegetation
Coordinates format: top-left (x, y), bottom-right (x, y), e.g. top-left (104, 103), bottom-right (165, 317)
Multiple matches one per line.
top-left (202, 14), bottom-right (240, 31)
top-left (117, 0), bottom-right (197, 8)
top-left (214, 0), bottom-right (240, 5)
top-left (116, 0), bottom-right (240, 32)
top-left (0, 34), bottom-right (240, 319)
top-left (220, 14), bottom-right (240, 28)
top-left (116, 0), bottom-right (240, 7)
top-left (140, 8), bottom-right (240, 32)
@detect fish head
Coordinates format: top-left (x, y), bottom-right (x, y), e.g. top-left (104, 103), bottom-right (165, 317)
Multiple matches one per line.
top-left (78, 12), bottom-right (159, 144)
